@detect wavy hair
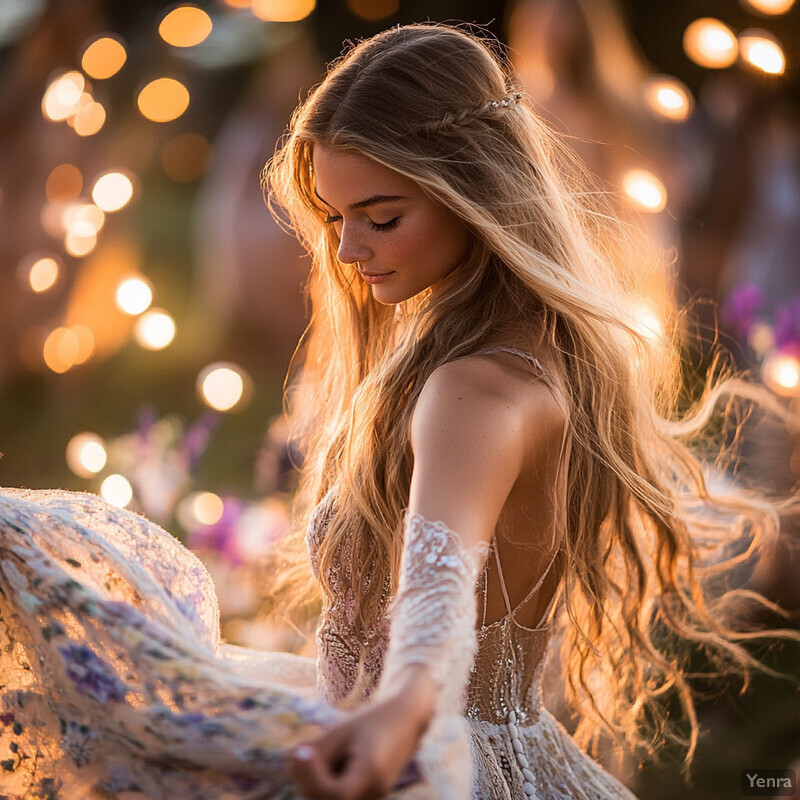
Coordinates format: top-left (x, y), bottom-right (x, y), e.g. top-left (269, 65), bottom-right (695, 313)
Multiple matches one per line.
top-left (264, 23), bottom-right (799, 764)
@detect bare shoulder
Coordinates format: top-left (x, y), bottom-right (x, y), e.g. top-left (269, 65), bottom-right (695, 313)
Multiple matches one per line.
top-left (407, 352), bottom-right (565, 545)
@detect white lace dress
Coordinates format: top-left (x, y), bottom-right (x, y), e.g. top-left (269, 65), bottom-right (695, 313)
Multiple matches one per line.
top-left (0, 347), bottom-right (640, 799)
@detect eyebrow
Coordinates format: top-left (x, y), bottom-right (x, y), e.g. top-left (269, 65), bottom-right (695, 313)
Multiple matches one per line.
top-left (313, 187), bottom-right (408, 211)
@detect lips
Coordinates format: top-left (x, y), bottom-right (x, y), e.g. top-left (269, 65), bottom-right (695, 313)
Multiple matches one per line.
top-left (359, 270), bottom-right (394, 277)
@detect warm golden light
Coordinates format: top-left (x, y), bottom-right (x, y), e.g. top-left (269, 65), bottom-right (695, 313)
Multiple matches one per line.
top-left (72, 100), bottom-right (106, 136)
top-left (101, 474), bottom-right (133, 507)
top-left (643, 76), bottom-right (693, 122)
top-left (63, 203), bottom-right (106, 237)
top-left (251, 0), bottom-right (316, 22)
top-left (683, 18), bottom-right (738, 69)
top-left (134, 309), bottom-right (176, 350)
top-left (70, 324), bottom-right (95, 364)
top-left (622, 169), bottom-right (667, 213)
top-left (346, 0), bottom-right (399, 20)
top-left (43, 327), bottom-right (80, 373)
top-left (160, 133), bottom-right (212, 182)
top-left (29, 257), bottom-right (60, 293)
top-left (159, 5), bottom-right (213, 47)
top-left (115, 277), bottom-right (153, 315)
top-left (632, 303), bottom-right (664, 342)
top-left (66, 432), bottom-right (107, 478)
top-left (137, 77), bottom-right (190, 123)
top-left (65, 229), bottom-right (98, 257)
top-left (193, 491), bottom-right (225, 525)
top-left (46, 164), bottom-right (82, 203)
top-left (222, 0), bottom-right (251, 6)
top-left (42, 71), bottom-right (86, 121)
top-left (741, 0), bottom-right (795, 13)
top-left (764, 353), bottom-right (800, 396)
top-left (91, 172), bottom-right (134, 212)
top-left (81, 36), bottom-right (128, 79)
top-left (198, 363), bottom-right (248, 412)
top-left (739, 31), bottom-right (785, 74)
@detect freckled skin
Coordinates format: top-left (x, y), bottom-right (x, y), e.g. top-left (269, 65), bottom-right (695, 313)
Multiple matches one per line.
top-left (312, 145), bottom-right (472, 304)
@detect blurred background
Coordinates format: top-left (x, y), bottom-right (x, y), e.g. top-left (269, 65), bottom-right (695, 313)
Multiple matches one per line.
top-left (0, 0), bottom-right (798, 796)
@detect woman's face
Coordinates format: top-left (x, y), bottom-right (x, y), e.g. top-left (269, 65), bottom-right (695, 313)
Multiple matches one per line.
top-left (311, 144), bottom-right (471, 305)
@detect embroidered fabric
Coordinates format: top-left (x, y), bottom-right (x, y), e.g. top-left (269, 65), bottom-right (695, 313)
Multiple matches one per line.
top-left (375, 513), bottom-right (489, 800)
top-left (309, 346), bottom-right (640, 799)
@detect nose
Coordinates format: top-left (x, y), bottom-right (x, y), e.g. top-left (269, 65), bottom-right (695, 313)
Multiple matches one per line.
top-left (337, 223), bottom-right (372, 265)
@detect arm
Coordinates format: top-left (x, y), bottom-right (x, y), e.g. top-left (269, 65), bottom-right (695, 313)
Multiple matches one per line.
top-left (289, 361), bottom-right (526, 799)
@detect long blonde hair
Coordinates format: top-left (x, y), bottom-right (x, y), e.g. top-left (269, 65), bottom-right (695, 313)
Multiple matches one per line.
top-left (265, 23), bottom-right (799, 764)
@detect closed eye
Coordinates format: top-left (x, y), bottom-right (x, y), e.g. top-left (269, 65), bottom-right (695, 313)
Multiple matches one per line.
top-left (371, 217), bottom-right (399, 232)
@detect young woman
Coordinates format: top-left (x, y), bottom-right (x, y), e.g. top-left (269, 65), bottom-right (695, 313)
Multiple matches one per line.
top-left (0, 22), bottom-right (796, 800)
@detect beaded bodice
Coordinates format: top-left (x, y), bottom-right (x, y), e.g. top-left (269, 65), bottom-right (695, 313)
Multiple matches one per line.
top-left (307, 346), bottom-right (567, 725)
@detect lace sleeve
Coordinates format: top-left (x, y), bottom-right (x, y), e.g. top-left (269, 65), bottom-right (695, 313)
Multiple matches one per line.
top-left (376, 512), bottom-right (489, 800)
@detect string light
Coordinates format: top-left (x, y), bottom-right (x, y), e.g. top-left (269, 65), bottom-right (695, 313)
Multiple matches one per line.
top-left (643, 76), bottom-right (693, 122)
top-left (101, 474), bottom-right (133, 507)
top-left (81, 35), bottom-right (127, 79)
top-left (66, 432), bottom-right (107, 478)
top-left (134, 309), bottom-right (176, 350)
top-left (72, 100), bottom-right (106, 136)
top-left (24, 255), bottom-right (61, 293)
top-left (251, 0), bottom-right (316, 22)
top-left (137, 77), bottom-right (190, 123)
top-left (116, 277), bottom-right (153, 315)
top-left (46, 164), bottom-right (82, 203)
top-left (91, 172), bottom-right (134, 212)
top-left (159, 5), bottom-right (213, 47)
top-left (43, 327), bottom-right (80, 373)
top-left (42, 71), bottom-right (86, 121)
top-left (683, 18), bottom-right (738, 69)
top-left (739, 30), bottom-right (785, 75)
top-left (763, 353), bottom-right (800, 397)
top-left (622, 169), bottom-right (667, 213)
top-left (740, 0), bottom-right (795, 14)
top-left (198, 363), bottom-right (250, 412)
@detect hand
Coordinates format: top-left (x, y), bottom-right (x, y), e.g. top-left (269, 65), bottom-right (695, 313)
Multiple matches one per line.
top-left (287, 666), bottom-right (435, 800)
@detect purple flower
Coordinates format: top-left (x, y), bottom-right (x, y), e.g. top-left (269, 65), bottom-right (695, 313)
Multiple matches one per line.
top-left (58, 644), bottom-right (128, 704)
top-left (775, 298), bottom-right (800, 351)
top-left (180, 411), bottom-right (221, 471)
top-left (720, 285), bottom-right (764, 341)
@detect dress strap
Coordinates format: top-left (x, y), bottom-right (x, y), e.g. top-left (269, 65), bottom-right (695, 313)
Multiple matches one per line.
top-left (472, 346), bottom-right (546, 376)
top-left (490, 540), bottom-right (562, 624)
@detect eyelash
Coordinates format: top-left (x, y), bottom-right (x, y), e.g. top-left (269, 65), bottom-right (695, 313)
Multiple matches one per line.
top-left (324, 215), bottom-right (399, 232)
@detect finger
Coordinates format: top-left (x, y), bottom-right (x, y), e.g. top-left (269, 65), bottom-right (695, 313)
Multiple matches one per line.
top-left (288, 742), bottom-right (352, 800)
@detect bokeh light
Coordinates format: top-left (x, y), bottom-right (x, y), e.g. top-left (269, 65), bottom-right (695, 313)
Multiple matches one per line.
top-left (72, 100), bottom-right (106, 136)
top-left (101, 474), bottom-right (133, 507)
top-left (683, 18), bottom-right (738, 69)
top-left (70, 324), bottom-right (95, 364)
top-left (116, 277), bottom-right (153, 315)
top-left (134, 309), bottom-right (176, 350)
top-left (643, 76), bottom-right (693, 122)
top-left (81, 36), bottom-right (127, 79)
top-left (28, 256), bottom-right (60, 293)
top-left (91, 172), bottom-right (134, 212)
top-left (66, 432), bottom-right (108, 478)
top-left (346, 0), bottom-right (399, 21)
top-left (740, 0), bottom-right (796, 13)
top-left (222, 0), bottom-right (251, 6)
top-left (43, 327), bottom-right (80, 373)
top-left (65, 229), bottom-right (98, 257)
top-left (198, 363), bottom-right (249, 412)
top-left (42, 71), bottom-right (86, 121)
top-left (160, 132), bottom-right (212, 182)
top-left (763, 353), bottom-right (800, 397)
top-left (251, 0), bottom-right (316, 22)
top-left (622, 169), bottom-right (667, 213)
top-left (63, 203), bottom-right (105, 237)
top-left (137, 77), bottom-right (190, 123)
top-left (46, 164), bottom-right (82, 203)
top-left (739, 31), bottom-right (785, 75)
top-left (159, 5), bottom-right (213, 47)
